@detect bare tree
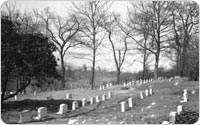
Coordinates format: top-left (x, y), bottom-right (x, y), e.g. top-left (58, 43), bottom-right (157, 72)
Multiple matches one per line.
top-left (71, 1), bottom-right (111, 89)
top-left (126, 2), bottom-right (153, 80)
top-left (37, 8), bottom-right (83, 89)
top-left (101, 13), bottom-right (129, 85)
top-left (127, 1), bottom-right (173, 79)
top-left (167, 1), bottom-right (199, 77)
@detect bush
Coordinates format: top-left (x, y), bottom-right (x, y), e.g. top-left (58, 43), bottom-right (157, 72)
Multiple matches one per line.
top-left (175, 110), bottom-right (199, 124)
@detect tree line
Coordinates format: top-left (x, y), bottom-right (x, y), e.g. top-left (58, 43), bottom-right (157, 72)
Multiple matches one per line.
top-left (1, 1), bottom-right (199, 101)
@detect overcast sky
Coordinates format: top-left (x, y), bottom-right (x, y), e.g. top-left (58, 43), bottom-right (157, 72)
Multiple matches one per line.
top-left (1, 0), bottom-right (174, 73)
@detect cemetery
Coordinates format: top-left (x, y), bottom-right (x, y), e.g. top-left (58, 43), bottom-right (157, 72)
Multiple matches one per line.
top-left (1, 77), bottom-right (199, 124)
top-left (1, 1), bottom-right (199, 124)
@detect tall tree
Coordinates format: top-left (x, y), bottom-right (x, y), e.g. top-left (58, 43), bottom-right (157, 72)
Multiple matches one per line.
top-left (37, 8), bottom-right (83, 89)
top-left (72, 1), bottom-right (111, 89)
top-left (167, 1), bottom-right (199, 77)
top-left (146, 1), bottom-right (173, 79)
top-left (101, 13), bottom-right (129, 85)
top-left (127, 2), bottom-right (153, 80)
top-left (1, 15), bottom-right (58, 101)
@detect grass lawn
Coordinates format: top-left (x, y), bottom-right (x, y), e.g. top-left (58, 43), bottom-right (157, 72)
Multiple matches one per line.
top-left (1, 78), bottom-right (199, 124)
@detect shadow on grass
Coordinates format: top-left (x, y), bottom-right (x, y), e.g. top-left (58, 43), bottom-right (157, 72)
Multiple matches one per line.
top-left (1, 99), bottom-right (81, 113)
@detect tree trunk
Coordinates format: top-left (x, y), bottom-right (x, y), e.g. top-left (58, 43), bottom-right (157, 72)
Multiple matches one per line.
top-left (142, 49), bottom-right (147, 80)
top-left (116, 68), bottom-right (120, 85)
top-left (91, 47), bottom-right (96, 90)
top-left (176, 53), bottom-right (179, 76)
top-left (179, 35), bottom-right (189, 77)
top-left (60, 53), bottom-right (66, 89)
top-left (2, 78), bottom-right (32, 102)
top-left (154, 54), bottom-right (159, 79)
top-left (1, 75), bottom-right (8, 102)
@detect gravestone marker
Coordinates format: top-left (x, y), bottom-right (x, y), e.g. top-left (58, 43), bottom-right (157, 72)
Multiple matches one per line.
top-left (82, 98), bottom-right (86, 107)
top-left (90, 97), bottom-right (94, 104)
top-left (149, 87), bottom-right (153, 95)
top-left (56, 104), bottom-right (68, 115)
top-left (177, 105), bottom-right (182, 115)
top-left (19, 110), bottom-right (32, 123)
top-left (102, 85), bottom-right (105, 90)
top-left (102, 94), bottom-right (106, 101)
top-left (140, 91), bottom-right (144, 99)
top-left (145, 89), bottom-right (149, 96)
top-left (128, 98), bottom-right (133, 108)
top-left (169, 111), bottom-right (176, 124)
top-left (162, 121), bottom-right (170, 124)
top-left (123, 83), bottom-right (126, 87)
top-left (72, 101), bottom-right (78, 110)
top-left (99, 85), bottom-right (102, 90)
top-left (95, 95), bottom-right (100, 103)
top-left (108, 92), bottom-right (112, 99)
top-left (34, 107), bottom-right (47, 120)
top-left (66, 93), bottom-right (72, 99)
top-left (14, 95), bottom-right (17, 100)
top-left (106, 83), bottom-right (109, 88)
top-left (120, 101), bottom-right (126, 112)
top-left (33, 91), bottom-right (37, 96)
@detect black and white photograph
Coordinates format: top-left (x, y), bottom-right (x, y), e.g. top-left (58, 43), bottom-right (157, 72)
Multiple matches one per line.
top-left (1, 0), bottom-right (199, 124)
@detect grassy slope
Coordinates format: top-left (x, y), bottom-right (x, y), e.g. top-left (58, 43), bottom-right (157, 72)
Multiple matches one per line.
top-left (1, 78), bottom-right (199, 124)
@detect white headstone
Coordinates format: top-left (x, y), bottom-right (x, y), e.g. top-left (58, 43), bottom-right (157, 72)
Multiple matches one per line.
top-left (90, 97), bottom-right (94, 105)
top-left (180, 89), bottom-right (188, 103)
top-left (145, 89), bottom-right (149, 96)
top-left (149, 87), bottom-right (153, 95)
top-left (140, 91), bottom-right (144, 99)
top-left (109, 83), bottom-right (112, 87)
top-left (95, 95), bottom-right (100, 103)
top-left (108, 92), bottom-right (112, 99)
top-left (99, 85), bottom-right (102, 90)
top-left (102, 94), bottom-right (106, 101)
top-left (72, 101), bottom-right (78, 110)
top-left (106, 83), bottom-right (109, 88)
top-left (161, 121), bottom-right (170, 124)
top-left (14, 95), bottom-right (17, 100)
top-left (120, 101), bottom-right (126, 112)
top-left (102, 85), bottom-right (105, 90)
top-left (19, 110), bottom-right (32, 123)
top-left (66, 93), bottom-right (71, 99)
top-left (191, 90), bottom-right (195, 94)
top-left (82, 98), bottom-right (86, 107)
top-left (33, 91), bottom-right (37, 96)
top-left (123, 83), bottom-right (126, 87)
top-left (169, 111), bottom-right (176, 124)
top-left (177, 105), bottom-right (182, 115)
top-left (34, 107), bottom-right (47, 120)
top-left (128, 98), bottom-right (133, 108)
top-left (56, 104), bottom-right (68, 115)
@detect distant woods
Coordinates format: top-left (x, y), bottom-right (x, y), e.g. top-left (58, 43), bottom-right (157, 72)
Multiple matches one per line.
top-left (1, 1), bottom-right (199, 100)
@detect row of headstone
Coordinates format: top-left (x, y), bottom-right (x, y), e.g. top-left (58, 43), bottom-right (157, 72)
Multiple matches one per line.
top-left (162, 105), bottom-right (183, 124)
top-left (19, 92), bottom-right (113, 123)
top-left (120, 97), bottom-right (133, 112)
top-left (19, 107), bottom-right (47, 123)
top-left (140, 86), bottom-right (153, 99)
top-left (92, 91), bottom-right (112, 104)
top-left (180, 89), bottom-right (188, 103)
top-left (162, 89), bottom-right (188, 124)
top-left (120, 86), bottom-right (153, 113)
top-left (99, 83), bottom-right (113, 90)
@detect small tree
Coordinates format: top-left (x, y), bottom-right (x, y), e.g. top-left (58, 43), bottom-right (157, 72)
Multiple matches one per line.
top-left (71, 1), bottom-right (111, 89)
top-left (37, 8), bottom-right (83, 89)
top-left (101, 13), bottom-right (129, 85)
